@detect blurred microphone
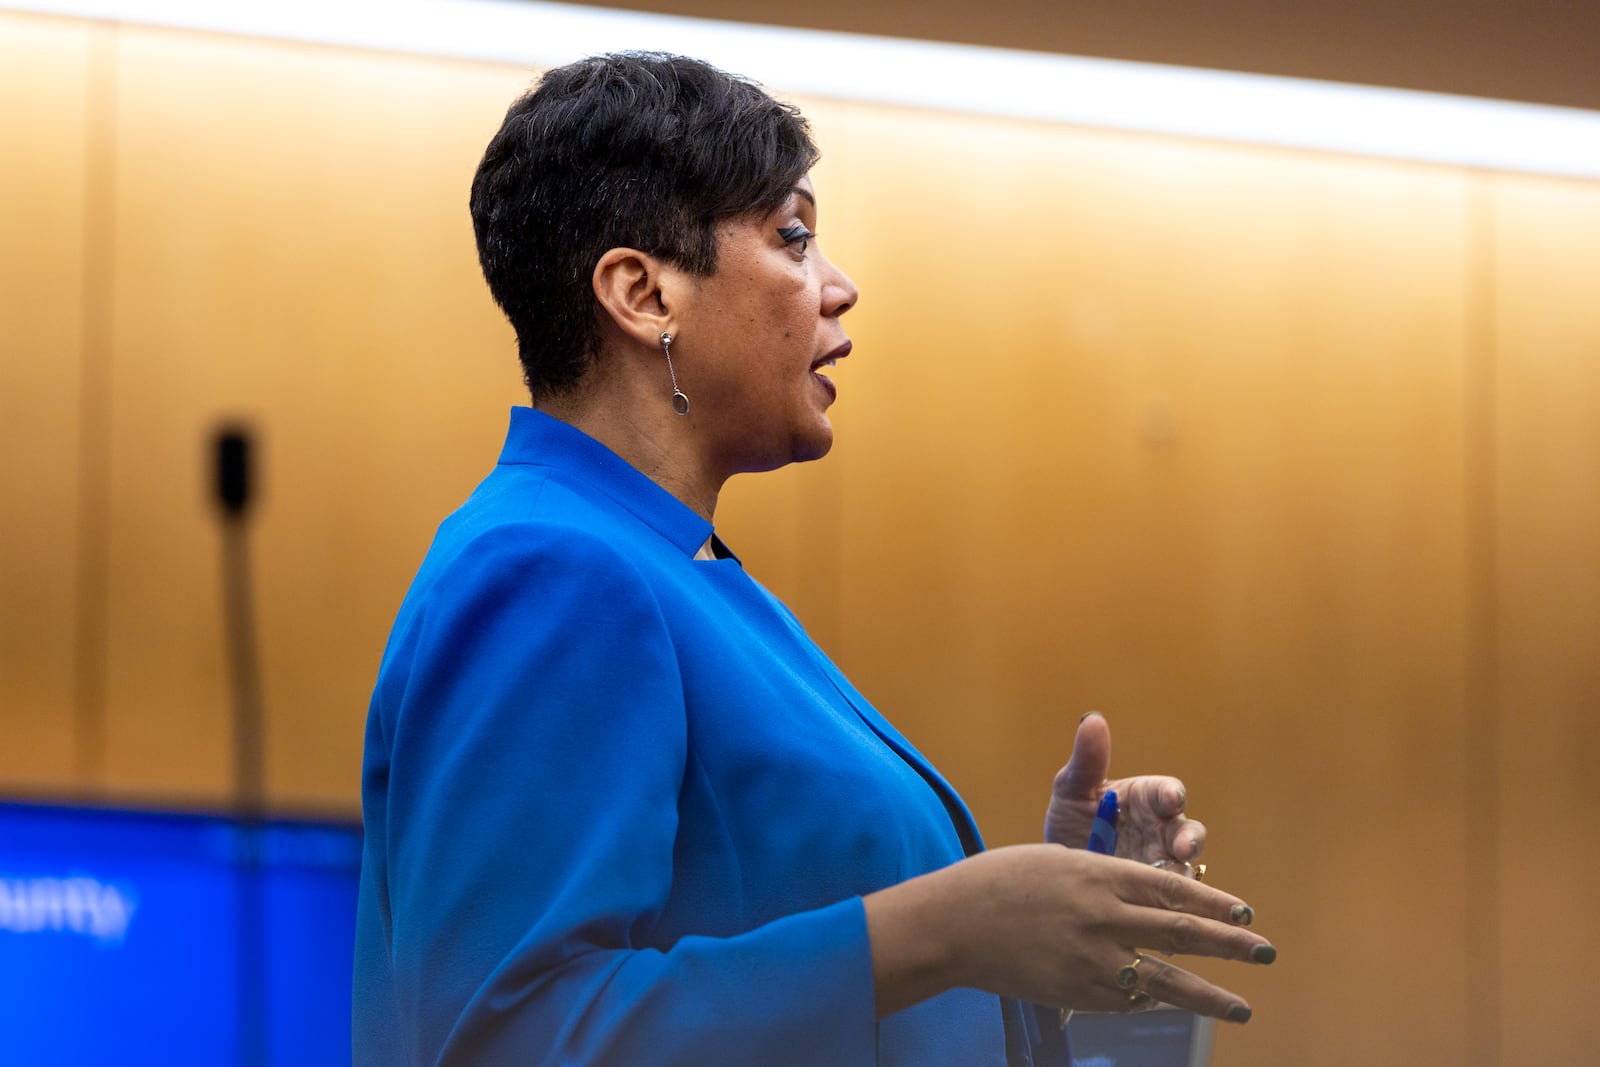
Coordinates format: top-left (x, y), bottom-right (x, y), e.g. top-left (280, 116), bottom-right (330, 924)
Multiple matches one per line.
top-left (214, 426), bottom-right (254, 518)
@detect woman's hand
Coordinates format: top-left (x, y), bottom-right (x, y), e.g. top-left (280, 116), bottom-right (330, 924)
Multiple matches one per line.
top-left (866, 711), bottom-right (1272, 1021)
top-left (1044, 712), bottom-right (1204, 865)
top-left (864, 844), bottom-right (1272, 1020)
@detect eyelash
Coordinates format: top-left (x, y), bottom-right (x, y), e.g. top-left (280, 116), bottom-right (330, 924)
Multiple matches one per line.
top-left (777, 224), bottom-right (813, 254)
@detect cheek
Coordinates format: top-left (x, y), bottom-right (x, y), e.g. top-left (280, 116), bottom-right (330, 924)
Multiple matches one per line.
top-left (768, 287), bottom-right (815, 346)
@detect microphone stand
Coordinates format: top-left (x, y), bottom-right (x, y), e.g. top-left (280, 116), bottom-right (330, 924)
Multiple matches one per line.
top-left (215, 425), bottom-right (266, 1067)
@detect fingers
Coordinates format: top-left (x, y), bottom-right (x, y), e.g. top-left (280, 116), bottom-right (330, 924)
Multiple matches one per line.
top-left (1167, 814), bottom-right (1205, 862)
top-left (1120, 862), bottom-right (1240, 922)
top-left (1067, 951), bottom-right (1252, 1023)
top-left (1053, 712), bottom-right (1112, 800)
top-left (1113, 863), bottom-right (1275, 966)
top-left (1138, 780), bottom-right (1205, 861)
top-left (954, 846), bottom-right (1272, 1025)
top-left (1108, 954), bottom-right (1257, 1024)
top-left (1104, 775), bottom-right (1204, 863)
top-left (1123, 774), bottom-right (1186, 820)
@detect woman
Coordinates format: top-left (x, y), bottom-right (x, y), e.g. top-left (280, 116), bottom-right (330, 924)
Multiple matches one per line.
top-left (352, 52), bottom-right (1274, 1066)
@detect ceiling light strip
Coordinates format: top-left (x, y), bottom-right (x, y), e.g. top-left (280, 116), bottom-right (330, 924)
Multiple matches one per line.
top-left (6, 0), bottom-right (1600, 179)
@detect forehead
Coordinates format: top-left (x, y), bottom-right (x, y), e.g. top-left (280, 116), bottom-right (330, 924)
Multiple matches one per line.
top-left (781, 176), bottom-right (816, 216)
top-left (724, 175), bottom-right (816, 232)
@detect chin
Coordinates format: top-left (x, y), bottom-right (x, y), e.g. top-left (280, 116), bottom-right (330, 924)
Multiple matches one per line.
top-left (791, 420), bottom-right (835, 464)
top-left (739, 422), bottom-right (834, 475)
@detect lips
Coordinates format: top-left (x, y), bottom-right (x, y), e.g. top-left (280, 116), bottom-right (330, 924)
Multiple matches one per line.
top-left (810, 341), bottom-right (849, 404)
top-left (811, 339), bottom-right (852, 372)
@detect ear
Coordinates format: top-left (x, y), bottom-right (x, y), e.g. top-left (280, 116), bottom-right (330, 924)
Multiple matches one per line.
top-left (592, 247), bottom-right (682, 349)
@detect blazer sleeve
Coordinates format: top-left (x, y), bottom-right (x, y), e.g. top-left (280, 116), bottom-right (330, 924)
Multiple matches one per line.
top-left (368, 524), bottom-right (879, 1065)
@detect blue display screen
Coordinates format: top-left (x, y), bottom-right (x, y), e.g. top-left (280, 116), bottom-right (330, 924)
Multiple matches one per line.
top-left (0, 801), bottom-right (360, 1067)
top-left (1067, 1007), bottom-right (1211, 1067)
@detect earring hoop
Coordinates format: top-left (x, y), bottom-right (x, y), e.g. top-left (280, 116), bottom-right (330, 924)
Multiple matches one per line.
top-left (660, 331), bottom-right (689, 416)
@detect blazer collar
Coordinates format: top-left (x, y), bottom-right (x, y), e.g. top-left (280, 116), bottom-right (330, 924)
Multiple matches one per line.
top-left (497, 406), bottom-right (713, 558)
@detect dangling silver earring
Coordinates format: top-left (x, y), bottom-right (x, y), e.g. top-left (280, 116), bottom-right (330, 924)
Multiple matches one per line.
top-left (661, 331), bottom-right (689, 415)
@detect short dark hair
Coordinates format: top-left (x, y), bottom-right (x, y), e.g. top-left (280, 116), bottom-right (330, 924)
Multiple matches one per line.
top-left (469, 52), bottom-right (819, 400)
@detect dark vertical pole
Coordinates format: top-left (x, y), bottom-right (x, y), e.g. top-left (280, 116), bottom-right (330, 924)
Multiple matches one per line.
top-left (215, 425), bottom-right (267, 1067)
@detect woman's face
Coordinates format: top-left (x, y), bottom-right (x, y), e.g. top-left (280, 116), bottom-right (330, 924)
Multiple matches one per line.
top-left (674, 175), bottom-right (858, 476)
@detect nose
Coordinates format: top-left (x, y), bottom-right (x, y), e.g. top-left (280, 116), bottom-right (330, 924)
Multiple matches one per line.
top-left (820, 251), bottom-right (859, 318)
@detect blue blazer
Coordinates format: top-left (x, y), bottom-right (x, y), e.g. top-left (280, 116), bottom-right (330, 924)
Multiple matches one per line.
top-left (353, 408), bottom-right (1063, 1065)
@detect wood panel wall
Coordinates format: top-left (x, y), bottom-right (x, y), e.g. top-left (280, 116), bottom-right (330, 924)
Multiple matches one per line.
top-left (0, 15), bottom-right (93, 789)
top-left (1491, 176), bottom-right (1600, 1066)
top-left (96, 26), bottom-right (529, 808)
top-left (802, 109), bottom-right (1478, 1065)
top-left (3, 12), bottom-right (1598, 1065)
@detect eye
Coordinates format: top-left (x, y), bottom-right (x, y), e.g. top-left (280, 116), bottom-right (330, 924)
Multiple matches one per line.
top-left (777, 223), bottom-right (812, 255)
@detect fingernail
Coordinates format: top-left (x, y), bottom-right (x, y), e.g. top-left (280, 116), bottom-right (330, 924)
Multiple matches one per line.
top-left (1230, 904), bottom-right (1254, 926)
top-left (1079, 710), bottom-right (1102, 723)
top-left (1225, 1004), bottom-right (1253, 1024)
top-left (1250, 944), bottom-right (1277, 965)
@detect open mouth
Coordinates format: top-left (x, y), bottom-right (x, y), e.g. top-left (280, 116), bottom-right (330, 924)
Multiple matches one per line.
top-left (811, 339), bottom-right (852, 374)
top-left (810, 341), bottom-right (850, 402)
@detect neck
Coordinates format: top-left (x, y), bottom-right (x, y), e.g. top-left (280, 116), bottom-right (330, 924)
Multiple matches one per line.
top-left (538, 381), bottom-right (723, 524)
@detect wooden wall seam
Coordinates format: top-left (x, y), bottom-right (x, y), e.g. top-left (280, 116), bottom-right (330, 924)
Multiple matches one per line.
top-left (71, 23), bottom-right (116, 794)
top-left (1462, 170), bottom-right (1501, 1067)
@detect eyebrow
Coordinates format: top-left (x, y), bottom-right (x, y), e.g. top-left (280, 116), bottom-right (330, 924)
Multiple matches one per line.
top-left (792, 186), bottom-right (816, 206)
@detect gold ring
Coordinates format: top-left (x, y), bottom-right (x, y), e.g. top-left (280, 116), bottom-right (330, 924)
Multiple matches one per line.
top-left (1115, 956), bottom-right (1143, 989)
top-left (1127, 990), bottom-right (1154, 1011)
top-left (1152, 859), bottom-right (1209, 881)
